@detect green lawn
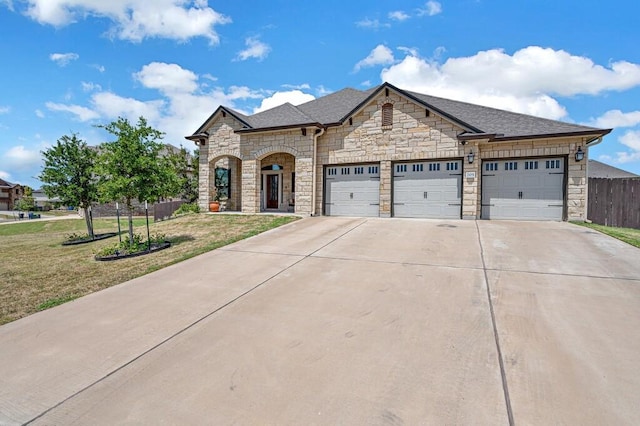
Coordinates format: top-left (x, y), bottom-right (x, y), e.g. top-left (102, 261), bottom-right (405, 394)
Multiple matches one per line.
top-left (572, 221), bottom-right (640, 249)
top-left (0, 214), bottom-right (299, 325)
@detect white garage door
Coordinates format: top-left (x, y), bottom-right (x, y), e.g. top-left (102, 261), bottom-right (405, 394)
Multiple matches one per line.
top-left (393, 160), bottom-right (462, 219)
top-left (325, 164), bottom-right (380, 217)
top-left (481, 158), bottom-right (565, 220)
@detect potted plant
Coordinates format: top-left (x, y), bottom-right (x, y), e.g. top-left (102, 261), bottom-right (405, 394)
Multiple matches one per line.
top-left (209, 191), bottom-right (221, 212)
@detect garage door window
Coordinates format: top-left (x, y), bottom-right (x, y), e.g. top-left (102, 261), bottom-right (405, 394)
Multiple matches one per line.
top-left (341, 167), bottom-right (350, 175)
top-left (525, 161), bottom-right (539, 170)
top-left (485, 162), bottom-right (498, 171)
top-left (446, 162), bottom-right (459, 171)
top-left (505, 161), bottom-right (518, 171)
top-left (354, 167), bottom-right (364, 174)
top-left (428, 163), bottom-right (440, 171)
top-left (546, 160), bottom-right (561, 169)
top-left (412, 164), bottom-right (424, 172)
top-left (396, 164), bottom-right (407, 173)
top-left (368, 166), bottom-right (379, 174)
top-left (328, 168), bottom-right (337, 175)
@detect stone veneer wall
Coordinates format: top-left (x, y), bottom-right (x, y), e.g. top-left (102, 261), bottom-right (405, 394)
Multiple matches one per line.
top-left (198, 92), bottom-right (590, 220)
top-left (316, 92), bottom-right (465, 217)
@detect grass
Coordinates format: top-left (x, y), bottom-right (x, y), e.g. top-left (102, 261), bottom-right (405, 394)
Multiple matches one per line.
top-left (572, 221), bottom-right (640, 248)
top-left (0, 213), bottom-right (299, 325)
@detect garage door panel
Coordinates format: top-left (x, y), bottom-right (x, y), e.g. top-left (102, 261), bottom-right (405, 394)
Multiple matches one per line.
top-left (393, 160), bottom-right (462, 219)
top-left (325, 165), bottom-right (380, 217)
top-left (482, 158), bottom-right (564, 220)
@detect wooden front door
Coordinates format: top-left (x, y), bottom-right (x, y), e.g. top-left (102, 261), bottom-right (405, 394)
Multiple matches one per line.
top-left (266, 174), bottom-right (279, 209)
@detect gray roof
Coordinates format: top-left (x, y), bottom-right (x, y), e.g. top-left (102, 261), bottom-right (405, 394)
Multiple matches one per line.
top-left (588, 160), bottom-right (639, 178)
top-left (192, 82), bottom-right (610, 140)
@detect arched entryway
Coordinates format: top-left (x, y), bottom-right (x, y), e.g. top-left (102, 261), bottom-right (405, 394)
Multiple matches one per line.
top-left (260, 152), bottom-right (295, 212)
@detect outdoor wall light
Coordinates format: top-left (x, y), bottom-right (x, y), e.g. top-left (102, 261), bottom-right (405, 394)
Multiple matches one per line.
top-left (467, 150), bottom-right (475, 164)
top-left (575, 146), bottom-right (584, 162)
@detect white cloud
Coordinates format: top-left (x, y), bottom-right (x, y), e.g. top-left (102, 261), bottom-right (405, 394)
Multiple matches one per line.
top-left (91, 64), bottom-right (106, 73)
top-left (0, 170), bottom-right (10, 180)
top-left (50, 52), bottom-right (78, 66)
top-left (81, 81), bottom-right (102, 92)
top-left (282, 83), bottom-right (311, 90)
top-left (355, 18), bottom-right (390, 30)
top-left (235, 37), bottom-right (271, 61)
top-left (4, 145), bottom-right (41, 171)
top-left (45, 102), bottom-right (100, 121)
top-left (202, 73), bottom-right (217, 81)
top-left (610, 130), bottom-right (640, 163)
top-left (418, 1), bottom-right (442, 16)
top-left (354, 44), bottom-right (395, 72)
top-left (398, 46), bottom-right (419, 57)
top-left (253, 90), bottom-right (316, 114)
top-left (380, 46), bottom-right (640, 119)
top-left (388, 11), bottom-right (410, 21)
top-left (25, 0), bottom-right (231, 43)
top-left (1, 0), bottom-right (13, 11)
top-left (35, 109), bottom-right (44, 118)
top-left (134, 62), bottom-right (198, 94)
top-left (0, 106), bottom-right (9, 114)
top-left (361, 80), bottom-right (372, 87)
top-left (587, 110), bottom-right (640, 128)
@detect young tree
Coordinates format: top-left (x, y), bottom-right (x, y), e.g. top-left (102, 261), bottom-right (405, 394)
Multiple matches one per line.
top-left (96, 116), bottom-right (180, 243)
top-left (39, 134), bottom-right (98, 238)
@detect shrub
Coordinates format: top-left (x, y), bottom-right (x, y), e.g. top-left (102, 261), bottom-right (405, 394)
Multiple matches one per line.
top-left (173, 202), bottom-right (200, 216)
top-left (96, 233), bottom-right (168, 257)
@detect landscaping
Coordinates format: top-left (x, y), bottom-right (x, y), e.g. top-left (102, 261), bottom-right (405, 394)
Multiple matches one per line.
top-left (572, 221), bottom-right (640, 248)
top-left (0, 214), bottom-right (298, 325)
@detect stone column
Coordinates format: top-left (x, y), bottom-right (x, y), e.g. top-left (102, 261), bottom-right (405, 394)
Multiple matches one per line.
top-left (462, 142), bottom-right (481, 219)
top-left (379, 160), bottom-right (392, 218)
top-left (295, 157), bottom-right (313, 216)
top-left (241, 159), bottom-right (260, 213)
top-left (567, 142), bottom-right (587, 221)
top-left (198, 143), bottom-right (210, 212)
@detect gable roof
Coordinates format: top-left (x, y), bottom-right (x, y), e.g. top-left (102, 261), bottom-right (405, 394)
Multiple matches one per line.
top-left (0, 178), bottom-right (18, 188)
top-left (588, 160), bottom-right (639, 178)
top-left (188, 82), bottom-right (611, 141)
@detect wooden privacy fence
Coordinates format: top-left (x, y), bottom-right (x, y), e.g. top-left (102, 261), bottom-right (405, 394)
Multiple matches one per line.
top-left (153, 200), bottom-right (185, 222)
top-left (588, 178), bottom-right (640, 229)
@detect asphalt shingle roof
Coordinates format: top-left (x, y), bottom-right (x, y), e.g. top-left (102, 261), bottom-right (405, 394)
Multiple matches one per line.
top-left (196, 82), bottom-right (610, 139)
top-left (588, 160), bottom-right (639, 178)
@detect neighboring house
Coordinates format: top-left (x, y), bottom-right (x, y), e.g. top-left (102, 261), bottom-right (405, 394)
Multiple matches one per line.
top-left (187, 82), bottom-right (611, 221)
top-left (588, 159), bottom-right (639, 179)
top-left (0, 179), bottom-right (24, 211)
top-left (32, 189), bottom-right (62, 211)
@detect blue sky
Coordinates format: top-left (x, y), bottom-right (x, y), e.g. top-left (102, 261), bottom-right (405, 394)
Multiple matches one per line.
top-left (1, 0), bottom-right (639, 188)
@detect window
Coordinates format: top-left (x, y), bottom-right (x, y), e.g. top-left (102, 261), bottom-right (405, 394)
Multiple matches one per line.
top-left (368, 166), bottom-right (379, 174)
top-left (354, 167), bottom-right (364, 174)
top-left (327, 168), bottom-right (337, 176)
top-left (382, 103), bottom-right (393, 127)
top-left (485, 162), bottom-right (498, 171)
top-left (446, 162), bottom-right (459, 171)
top-left (504, 161), bottom-right (518, 171)
top-left (429, 163), bottom-right (440, 171)
top-left (396, 164), bottom-right (407, 173)
top-left (412, 163), bottom-right (424, 172)
top-left (341, 167), bottom-right (350, 175)
top-left (546, 159), bottom-right (561, 169)
top-left (525, 161), bottom-right (539, 170)
top-left (214, 167), bottom-right (230, 199)
top-left (291, 172), bottom-right (295, 189)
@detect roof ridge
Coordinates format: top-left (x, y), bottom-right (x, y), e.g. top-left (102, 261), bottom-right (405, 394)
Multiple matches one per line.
top-left (405, 89), bottom-right (599, 131)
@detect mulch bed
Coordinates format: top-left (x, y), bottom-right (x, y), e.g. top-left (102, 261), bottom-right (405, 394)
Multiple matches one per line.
top-left (62, 233), bottom-right (118, 246)
top-left (94, 241), bottom-right (171, 261)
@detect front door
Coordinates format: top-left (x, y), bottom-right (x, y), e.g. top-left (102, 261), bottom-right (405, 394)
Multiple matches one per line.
top-left (266, 174), bottom-right (279, 209)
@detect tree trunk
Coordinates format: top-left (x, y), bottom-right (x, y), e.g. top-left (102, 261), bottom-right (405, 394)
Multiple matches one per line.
top-left (127, 209), bottom-right (134, 245)
top-left (83, 206), bottom-right (94, 239)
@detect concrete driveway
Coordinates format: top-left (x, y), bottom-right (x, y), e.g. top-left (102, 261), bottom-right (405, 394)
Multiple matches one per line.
top-left (1, 217), bottom-right (639, 425)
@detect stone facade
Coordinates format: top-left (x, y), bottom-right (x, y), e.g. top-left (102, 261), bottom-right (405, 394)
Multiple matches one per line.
top-left (196, 90), bottom-right (592, 221)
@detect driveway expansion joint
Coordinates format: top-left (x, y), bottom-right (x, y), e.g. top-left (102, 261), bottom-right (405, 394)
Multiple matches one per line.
top-left (476, 221), bottom-right (515, 426)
